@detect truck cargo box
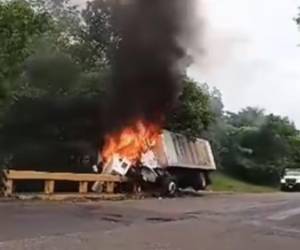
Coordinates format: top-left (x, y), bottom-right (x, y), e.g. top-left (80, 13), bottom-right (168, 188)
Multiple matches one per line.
top-left (153, 130), bottom-right (216, 171)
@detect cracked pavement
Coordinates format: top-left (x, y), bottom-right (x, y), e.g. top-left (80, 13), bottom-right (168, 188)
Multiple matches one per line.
top-left (1, 193), bottom-right (300, 249)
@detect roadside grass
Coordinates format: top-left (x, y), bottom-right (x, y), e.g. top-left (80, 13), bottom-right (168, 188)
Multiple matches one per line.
top-left (211, 172), bottom-right (277, 193)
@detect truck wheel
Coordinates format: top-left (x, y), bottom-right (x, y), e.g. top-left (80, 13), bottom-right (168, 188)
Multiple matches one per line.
top-left (193, 172), bottom-right (207, 191)
top-left (161, 177), bottom-right (177, 197)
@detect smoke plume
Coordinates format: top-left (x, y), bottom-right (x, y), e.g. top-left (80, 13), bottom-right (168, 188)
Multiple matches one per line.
top-left (1, 0), bottom-right (199, 171)
top-left (106, 0), bottom-right (196, 132)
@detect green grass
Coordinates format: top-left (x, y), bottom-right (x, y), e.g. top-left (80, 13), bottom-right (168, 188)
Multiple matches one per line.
top-left (211, 172), bottom-right (276, 193)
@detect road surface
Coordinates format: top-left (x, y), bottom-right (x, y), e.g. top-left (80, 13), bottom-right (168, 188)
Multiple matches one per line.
top-left (1, 193), bottom-right (300, 249)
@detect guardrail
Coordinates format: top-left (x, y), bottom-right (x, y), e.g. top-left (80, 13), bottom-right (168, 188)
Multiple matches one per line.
top-left (0, 170), bottom-right (127, 198)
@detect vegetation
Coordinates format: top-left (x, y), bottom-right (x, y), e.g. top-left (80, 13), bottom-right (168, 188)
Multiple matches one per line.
top-left (0, 0), bottom-right (299, 190)
top-left (166, 79), bottom-right (213, 138)
top-left (211, 173), bottom-right (276, 193)
top-left (217, 109), bottom-right (300, 185)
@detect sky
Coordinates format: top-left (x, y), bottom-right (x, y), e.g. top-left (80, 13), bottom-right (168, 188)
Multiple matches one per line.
top-left (74, 0), bottom-right (300, 127)
top-left (188, 0), bottom-right (300, 127)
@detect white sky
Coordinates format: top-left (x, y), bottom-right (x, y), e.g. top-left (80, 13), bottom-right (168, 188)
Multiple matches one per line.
top-left (188, 0), bottom-right (300, 127)
top-left (74, 0), bottom-right (300, 126)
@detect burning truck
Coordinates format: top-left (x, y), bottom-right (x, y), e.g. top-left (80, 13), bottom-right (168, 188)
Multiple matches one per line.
top-left (3, 0), bottom-right (213, 196)
top-left (96, 120), bottom-right (216, 196)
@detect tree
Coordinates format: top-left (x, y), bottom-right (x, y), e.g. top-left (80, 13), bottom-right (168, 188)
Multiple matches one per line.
top-left (80, 0), bottom-right (120, 70)
top-left (201, 86), bottom-right (227, 166)
top-left (0, 0), bottom-right (109, 169)
top-left (0, 0), bottom-right (53, 99)
top-left (24, 53), bottom-right (80, 96)
top-left (166, 79), bottom-right (214, 138)
top-left (221, 111), bottom-right (300, 185)
top-left (226, 107), bottom-right (266, 128)
top-left (25, 0), bottom-right (114, 97)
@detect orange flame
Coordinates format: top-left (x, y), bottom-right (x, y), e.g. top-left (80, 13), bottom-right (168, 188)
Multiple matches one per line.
top-left (102, 120), bottom-right (161, 165)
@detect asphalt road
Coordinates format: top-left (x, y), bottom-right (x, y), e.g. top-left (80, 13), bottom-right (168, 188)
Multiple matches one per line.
top-left (1, 193), bottom-right (300, 249)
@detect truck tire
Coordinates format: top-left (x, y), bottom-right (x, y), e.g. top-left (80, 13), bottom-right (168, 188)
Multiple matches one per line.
top-left (161, 176), bottom-right (177, 197)
top-left (193, 172), bottom-right (207, 191)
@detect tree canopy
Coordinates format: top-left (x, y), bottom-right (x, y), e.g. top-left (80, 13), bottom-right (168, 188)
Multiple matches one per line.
top-left (166, 79), bottom-right (213, 138)
top-left (221, 111), bottom-right (300, 184)
top-left (0, 0), bottom-right (53, 109)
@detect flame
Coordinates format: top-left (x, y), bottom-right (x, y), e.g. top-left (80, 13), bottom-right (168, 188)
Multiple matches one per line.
top-left (102, 120), bottom-right (161, 165)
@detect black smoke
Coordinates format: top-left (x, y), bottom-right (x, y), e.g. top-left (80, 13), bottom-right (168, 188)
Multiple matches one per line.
top-left (1, 95), bottom-right (103, 172)
top-left (1, 0), bottom-right (196, 172)
top-left (106, 0), bottom-right (193, 132)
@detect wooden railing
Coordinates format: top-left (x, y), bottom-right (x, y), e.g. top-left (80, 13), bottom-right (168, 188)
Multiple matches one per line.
top-left (0, 170), bottom-right (127, 198)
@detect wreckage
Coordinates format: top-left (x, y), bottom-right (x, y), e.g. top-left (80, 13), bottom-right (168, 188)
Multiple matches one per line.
top-left (98, 126), bottom-right (216, 196)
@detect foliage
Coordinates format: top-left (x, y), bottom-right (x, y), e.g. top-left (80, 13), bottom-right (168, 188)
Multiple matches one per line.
top-left (0, 0), bottom-right (109, 167)
top-left (221, 111), bottom-right (300, 185)
top-left (0, 0), bottom-right (53, 106)
top-left (166, 79), bottom-right (214, 138)
top-left (200, 85), bottom-right (226, 165)
top-left (226, 107), bottom-right (266, 127)
top-left (80, 0), bottom-right (120, 70)
top-left (24, 53), bottom-right (80, 96)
